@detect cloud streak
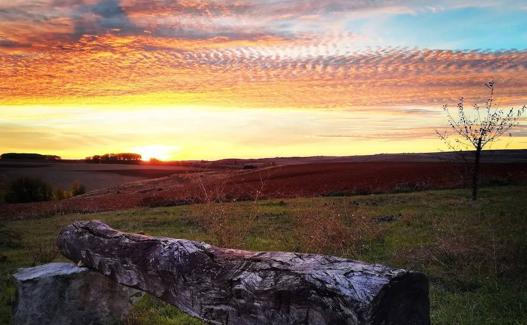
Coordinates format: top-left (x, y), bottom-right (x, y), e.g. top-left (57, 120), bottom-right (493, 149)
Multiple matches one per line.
top-left (1, 0), bottom-right (526, 158)
top-left (1, 1), bottom-right (526, 108)
top-left (1, 33), bottom-right (526, 108)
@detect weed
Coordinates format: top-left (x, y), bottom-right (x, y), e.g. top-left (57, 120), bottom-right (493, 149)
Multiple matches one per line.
top-left (29, 241), bottom-right (58, 266)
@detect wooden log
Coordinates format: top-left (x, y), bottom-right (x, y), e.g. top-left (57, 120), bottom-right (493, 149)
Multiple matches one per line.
top-left (57, 220), bottom-right (430, 325)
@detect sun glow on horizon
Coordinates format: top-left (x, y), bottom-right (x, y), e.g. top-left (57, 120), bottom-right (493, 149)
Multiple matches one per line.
top-left (132, 145), bottom-right (179, 162)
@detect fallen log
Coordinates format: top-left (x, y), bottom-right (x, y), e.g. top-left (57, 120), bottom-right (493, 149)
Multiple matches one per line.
top-left (57, 220), bottom-right (430, 325)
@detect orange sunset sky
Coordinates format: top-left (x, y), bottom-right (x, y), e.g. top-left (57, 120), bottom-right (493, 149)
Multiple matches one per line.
top-left (1, 0), bottom-right (527, 160)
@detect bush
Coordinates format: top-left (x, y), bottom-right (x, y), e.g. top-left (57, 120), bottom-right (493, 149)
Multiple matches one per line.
top-left (4, 177), bottom-right (53, 203)
top-left (71, 182), bottom-right (86, 196)
top-left (53, 188), bottom-right (71, 200)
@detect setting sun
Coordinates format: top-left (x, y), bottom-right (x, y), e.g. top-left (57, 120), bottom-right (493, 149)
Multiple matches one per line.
top-left (133, 145), bottom-right (178, 161)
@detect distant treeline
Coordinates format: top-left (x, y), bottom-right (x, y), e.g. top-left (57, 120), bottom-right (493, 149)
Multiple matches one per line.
top-left (85, 153), bottom-right (142, 164)
top-left (0, 153), bottom-right (61, 161)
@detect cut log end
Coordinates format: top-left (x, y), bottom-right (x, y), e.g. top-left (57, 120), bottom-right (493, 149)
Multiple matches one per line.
top-left (58, 220), bottom-right (430, 325)
top-left (371, 272), bottom-right (430, 325)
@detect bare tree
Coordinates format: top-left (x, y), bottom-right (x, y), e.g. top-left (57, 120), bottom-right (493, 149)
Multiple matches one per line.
top-left (437, 81), bottom-right (526, 200)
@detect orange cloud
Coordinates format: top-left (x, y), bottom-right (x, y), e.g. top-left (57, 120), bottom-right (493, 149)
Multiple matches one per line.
top-left (1, 33), bottom-right (526, 108)
top-left (1, 0), bottom-right (526, 109)
top-left (1, 0), bottom-right (526, 160)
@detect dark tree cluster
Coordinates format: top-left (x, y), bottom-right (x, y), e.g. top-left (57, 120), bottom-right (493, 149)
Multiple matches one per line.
top-left (4, 177), bottom-right (53, 203)
top-left (0, 153), bottom-right (61, 161)
top-left (85, 153), bottom-right (142, 164)
top-left (3, 177), bottom-right (87, 203)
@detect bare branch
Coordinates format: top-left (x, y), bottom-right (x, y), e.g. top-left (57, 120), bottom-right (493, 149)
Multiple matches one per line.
top-left (436, 81), bottom-right (525, 200)
top-left (438, 82), bottom-right (525, 151)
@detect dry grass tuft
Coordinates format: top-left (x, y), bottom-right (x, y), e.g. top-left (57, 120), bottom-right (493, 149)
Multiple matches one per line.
top-left (191, 178), bottom-right (265, 248)
top-left (30, 241), bottom-right (58, 266)
top-left (396, 213), bottom-right (527, 291)
top-left (292, 202), bottom-right (383, 257)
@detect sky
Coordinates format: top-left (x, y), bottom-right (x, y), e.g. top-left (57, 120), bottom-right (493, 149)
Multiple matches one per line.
top-left (1, 0), bottom-right (527, 160)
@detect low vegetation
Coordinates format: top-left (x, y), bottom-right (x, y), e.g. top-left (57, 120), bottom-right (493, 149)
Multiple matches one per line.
top-left (1, 186), bottom-right (526, 324)
top-left (52, 181), bottom-right (87, 201)
top-left (4, 177), bottom-right (53, 203)
top-left (3, 177), bottom-right (86, 203)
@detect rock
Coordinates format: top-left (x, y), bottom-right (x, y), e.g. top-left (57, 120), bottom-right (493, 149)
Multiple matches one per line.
top-left (13, 262), bottom-right (143, 325)
top-left (58, 220), bottom-right (430, 325)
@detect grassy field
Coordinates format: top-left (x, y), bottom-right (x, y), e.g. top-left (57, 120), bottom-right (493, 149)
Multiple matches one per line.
top-left (1, 186), bottom-right (527, 324)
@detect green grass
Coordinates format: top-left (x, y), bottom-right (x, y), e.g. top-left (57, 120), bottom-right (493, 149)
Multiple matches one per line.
top-left (1, 186), bottom-right (527, 324)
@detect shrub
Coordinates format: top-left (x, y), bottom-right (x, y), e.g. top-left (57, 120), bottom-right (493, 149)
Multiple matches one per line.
top-left (4, 177), bottom-right (53, 203)
top-left (191, 180), bottom-right (263, 248)
top-left (53, 188), bottom-right (71, 200)
top-left (51, 182), bottom-right (86, 200)
top-left (293, 203), bottom-right (383, 257)
top-left (71, 181), bottom-right (86, 196)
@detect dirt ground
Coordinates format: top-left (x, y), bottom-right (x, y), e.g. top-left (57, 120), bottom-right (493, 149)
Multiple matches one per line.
top-left (2, 156), bottom-right (527, 219)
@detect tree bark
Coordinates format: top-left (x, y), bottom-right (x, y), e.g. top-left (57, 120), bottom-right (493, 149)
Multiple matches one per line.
top-left (472, 138), bottom-right (483, 200)
top-left (57, 220), bottom-right (430, 325)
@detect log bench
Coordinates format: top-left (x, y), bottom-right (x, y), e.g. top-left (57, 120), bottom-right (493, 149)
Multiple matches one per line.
top-left (57, 220), bottom-right (430, 325)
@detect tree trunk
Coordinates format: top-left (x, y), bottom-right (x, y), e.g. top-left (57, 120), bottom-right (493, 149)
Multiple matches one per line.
top-left (472, 138), bottom-right (483, 200)
top-left (57, 221), bottom-right (430, 325)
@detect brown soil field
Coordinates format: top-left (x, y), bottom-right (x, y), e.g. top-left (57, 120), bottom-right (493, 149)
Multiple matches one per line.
top-left (2, 160), bottom-right (527, 219)
top-left (0, 161), bottom-right (208, 192)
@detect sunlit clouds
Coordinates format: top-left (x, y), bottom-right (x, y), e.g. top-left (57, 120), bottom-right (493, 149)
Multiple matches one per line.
top-left (1, 1), bottom-right (526, 159)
